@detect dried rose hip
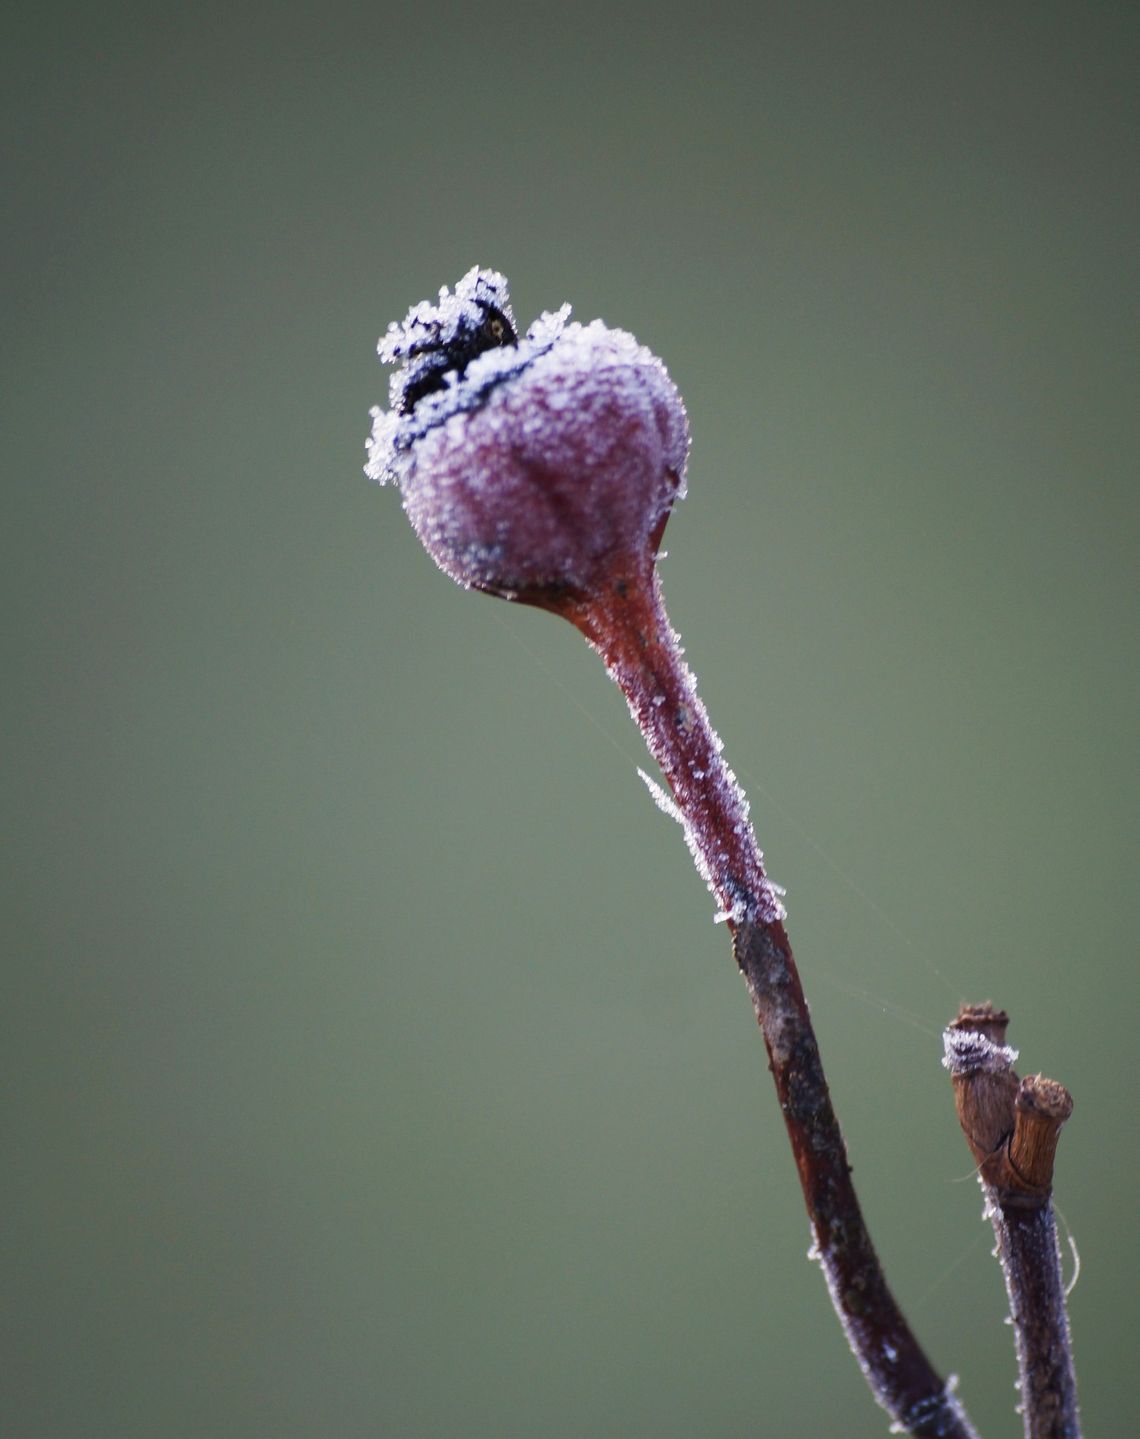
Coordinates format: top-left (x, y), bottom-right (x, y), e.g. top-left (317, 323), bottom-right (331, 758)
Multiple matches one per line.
top-left (366, 267), bottom-right (689, 607)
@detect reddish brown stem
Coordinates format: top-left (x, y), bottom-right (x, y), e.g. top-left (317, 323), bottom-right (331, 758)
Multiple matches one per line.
top-left (554, 558), bottom-right (980, 1439)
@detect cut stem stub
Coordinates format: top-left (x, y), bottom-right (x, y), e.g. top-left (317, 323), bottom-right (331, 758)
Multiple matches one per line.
top-left (944, 1005), bottom-right (1080, 1439)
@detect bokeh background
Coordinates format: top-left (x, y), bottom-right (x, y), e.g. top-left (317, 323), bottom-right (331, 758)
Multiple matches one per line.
top-left (6, 3), bottom-right (1137, 1435)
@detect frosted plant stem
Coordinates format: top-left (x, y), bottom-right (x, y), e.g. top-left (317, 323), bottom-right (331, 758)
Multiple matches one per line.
top-left (944, 1009), bottom-right (1080, 1439)
top-left (564, 561), bottom-right (982, 1439)
top-left (991, 1203), bottom-right (1080, 1439)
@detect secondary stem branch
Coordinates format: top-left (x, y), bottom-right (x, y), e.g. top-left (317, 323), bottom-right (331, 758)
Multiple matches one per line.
top-left (944, 1006), bottom-right (1080, 1439)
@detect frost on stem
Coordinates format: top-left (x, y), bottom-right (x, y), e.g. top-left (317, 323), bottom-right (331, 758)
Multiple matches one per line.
top-left (638, 764), bottom-right (784, 926)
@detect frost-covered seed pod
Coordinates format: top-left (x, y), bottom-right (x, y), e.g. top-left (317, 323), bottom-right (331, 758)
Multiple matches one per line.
top-left (366, 267), bottom-right (690, 605)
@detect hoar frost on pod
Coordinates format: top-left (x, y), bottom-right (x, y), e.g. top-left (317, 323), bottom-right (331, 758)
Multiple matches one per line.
top-left (366, 267), bottom-right (690, 604)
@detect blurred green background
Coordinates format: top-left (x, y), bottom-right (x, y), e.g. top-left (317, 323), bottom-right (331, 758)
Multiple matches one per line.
top-left (6, 3), bottom-right (1137, 1435)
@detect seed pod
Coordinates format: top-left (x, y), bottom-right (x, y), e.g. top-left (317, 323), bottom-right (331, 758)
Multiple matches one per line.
top-left (366, 267), bottom-right (690, 606)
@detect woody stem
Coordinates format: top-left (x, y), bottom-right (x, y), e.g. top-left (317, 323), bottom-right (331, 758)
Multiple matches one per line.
top-left (563, 558), bottom-right (981, 1439)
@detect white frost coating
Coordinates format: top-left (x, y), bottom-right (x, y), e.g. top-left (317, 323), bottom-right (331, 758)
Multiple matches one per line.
top-left (624, 624), bottom-right (785, 928)
top-left (379, 267), bottom-right (512, 363)
top-left (637, 767), bottom-right (743, 924)
top-left (637, 767), bottom-right (683, 825)
top-left (366, 267), bottom-right (689, 505)
top-left (628, 636), bottom-right (786, 929)
top-left (637, 768), bottom-right (761, 927)
top-left (482, 319), bottom-right (688, 485)
top-left (365, 270), bottom-right (570, 488)
top-left (941, 1029), bottom-right (1019, 1075)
